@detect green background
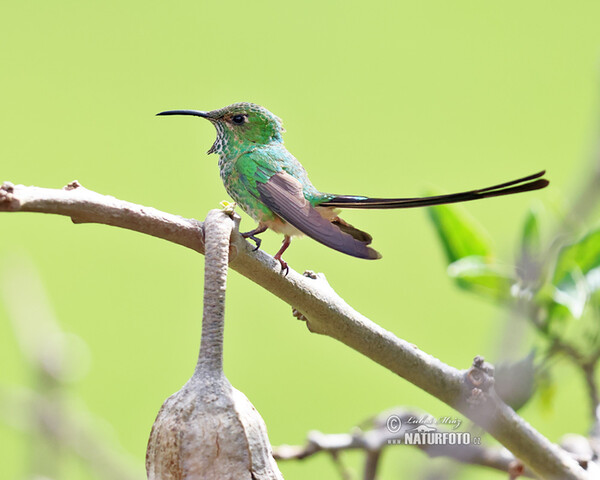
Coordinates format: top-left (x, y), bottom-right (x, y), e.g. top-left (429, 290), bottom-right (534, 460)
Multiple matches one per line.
top-left (1, 1), bottom-right (599, 478)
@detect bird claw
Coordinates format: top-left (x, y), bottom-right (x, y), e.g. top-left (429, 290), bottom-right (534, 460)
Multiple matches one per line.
top-left (244, 235), bottom-right (262, 251)
top-left (241, 226), bottom-right (266, 252)
top-left (241, 232), bottom-right (262, 251)
top-left (278, 258), bottom-right (289, 276)
top-left (273, 235), bottom-right (291, 276)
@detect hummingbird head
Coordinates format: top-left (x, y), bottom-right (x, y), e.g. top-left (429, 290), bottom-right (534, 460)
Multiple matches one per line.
top-left (157, 102), bottom-right (284, 155)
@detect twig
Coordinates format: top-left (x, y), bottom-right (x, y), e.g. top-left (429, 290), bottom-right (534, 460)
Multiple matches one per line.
top-left (273, 409), bottom-right (536, 478)
top-left (329, 450), bottom-right (354, 480)
top-left (0, 386), bottom-right (142, 480)
top-left (0, 255), bottom-right (142, 480)
top-left (0, 181), bottom-right (589, 480)
top-left (363, 450), bottom-right (381, 480)
top-left (582, 362), bottom-right (600, 441)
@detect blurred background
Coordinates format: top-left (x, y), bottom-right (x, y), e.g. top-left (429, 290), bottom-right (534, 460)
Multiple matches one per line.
top-left (1, 1), bottom-right (600, 478)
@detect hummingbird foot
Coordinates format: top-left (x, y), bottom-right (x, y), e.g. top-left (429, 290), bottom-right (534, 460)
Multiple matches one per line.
top-left (241, 224), bottom-right (268, 251)
top-left (245, 235), bottom-right (262, 251)
top-left (276, 257), bottom-right (289, 276)
top-left (273, 235), bottom-right (291, 276)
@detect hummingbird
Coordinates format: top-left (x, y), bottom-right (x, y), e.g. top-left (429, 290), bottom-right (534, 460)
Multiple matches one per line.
top-left (157, 103), bottom-right (548, 274)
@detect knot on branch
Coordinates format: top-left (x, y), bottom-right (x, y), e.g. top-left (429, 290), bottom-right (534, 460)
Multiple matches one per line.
top-left (465, 355), bottom-right (495, 407)
top-left (561, 434), bottom-right (594, 471)
top-left (64, 180), bottom-right (82, 191)
top-left (0, 181), bottom-right (15, 205)
top-left (290, 271), bottom-right (321, 322)
top-left (292, 308), bottom-right (307, 321)
top-left (302, 270), bottom-right (318, 280)
top-left (508, 460), bottom-right (525, 479)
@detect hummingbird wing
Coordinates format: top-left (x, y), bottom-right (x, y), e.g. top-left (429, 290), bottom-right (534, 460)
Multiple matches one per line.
top-left (256, 171), bottom-right (381, 260)
top-left (320, 171), bottom-right (548, 209)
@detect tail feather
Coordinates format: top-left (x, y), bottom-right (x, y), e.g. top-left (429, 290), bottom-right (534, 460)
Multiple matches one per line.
top-left (331, 217), bottom-right (373, 244)
top-left (320, 171), bottom-right (548, 209)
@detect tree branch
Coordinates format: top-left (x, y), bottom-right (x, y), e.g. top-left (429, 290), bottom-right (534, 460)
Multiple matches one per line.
top-left (273, 409), bottom-right (536, 478)
top-left (0, 181), bottom-right (590, 479)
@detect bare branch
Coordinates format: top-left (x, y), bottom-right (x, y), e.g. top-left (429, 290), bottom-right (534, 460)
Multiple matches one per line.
top-left (582, 362), bottom-right (600, 449)
top-left (0, 386), bottom-right (141, 480)
top-left (0, 254), bottom-right (141, 479)
top-left (363, 449), bottom-right (381, 480)
top-left (0, 181), bottom-right (589, 480)
top-left (274, 409), bottom-right (536, 478)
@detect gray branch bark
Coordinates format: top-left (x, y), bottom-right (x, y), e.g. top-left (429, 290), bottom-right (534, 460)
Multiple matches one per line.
top-left (0, 181), bottom-right (591, 479)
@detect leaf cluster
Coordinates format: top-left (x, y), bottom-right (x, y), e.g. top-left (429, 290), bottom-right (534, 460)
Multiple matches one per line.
top-left (428, 202), bottom-right (600, 410)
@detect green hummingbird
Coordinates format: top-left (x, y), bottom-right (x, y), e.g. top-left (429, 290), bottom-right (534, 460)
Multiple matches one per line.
top-left (157, 103), bottom-right (548, 274)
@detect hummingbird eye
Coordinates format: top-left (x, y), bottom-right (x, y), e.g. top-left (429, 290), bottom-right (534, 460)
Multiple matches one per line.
top-left (231, 114), bottom-right (246, 125)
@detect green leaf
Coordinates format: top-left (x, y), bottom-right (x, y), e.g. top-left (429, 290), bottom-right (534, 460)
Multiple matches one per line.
top-left (553, 228), bottom-right (600, 285)
top-left (536, 368), bottom-right (556, 413)
top-left (587, 267), bottom-right (600, 313)
top-left (521, 207), bottom-right (541, 256)
top-left (447, 256), bottom-right (515, 300)
top-left (427, 203), bottom-right (493, 264)
top-left (588, 266), bottom-right (600, 293)
top-left (550, 229), bottom-right (600, 318)
top-left (552, 269), bottom-right (588, 319)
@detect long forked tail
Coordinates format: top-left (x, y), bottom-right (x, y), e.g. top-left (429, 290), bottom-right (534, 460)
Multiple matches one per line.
top-left (320, 170), bottom-right (549, 209)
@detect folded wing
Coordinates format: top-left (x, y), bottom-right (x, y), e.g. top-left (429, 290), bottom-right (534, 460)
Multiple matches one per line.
top-left (256, 172), bottom-right (381, 259)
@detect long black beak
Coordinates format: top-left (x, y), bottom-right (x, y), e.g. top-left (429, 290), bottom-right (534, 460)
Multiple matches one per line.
top-left (156, 109), bottom-right (210, 118)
